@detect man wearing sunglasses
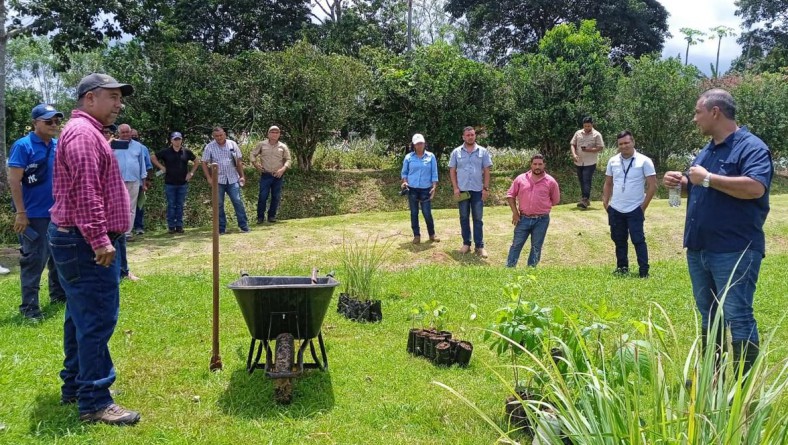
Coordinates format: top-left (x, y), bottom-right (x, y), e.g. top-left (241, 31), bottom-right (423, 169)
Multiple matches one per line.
top-left (7, 104), bottom-right (67, 320)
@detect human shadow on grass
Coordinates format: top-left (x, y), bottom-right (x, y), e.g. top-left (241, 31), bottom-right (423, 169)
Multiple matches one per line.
top-left (445, 250), bottom-right (489, 265)
top-left (28, 393), bottom-right (86, 439)
top-left (216, 342), bottom-right (335, 418)
top-left (0, 302), bottom-right (65, 328)
top-left (398, 241), bottom-right (437, 253)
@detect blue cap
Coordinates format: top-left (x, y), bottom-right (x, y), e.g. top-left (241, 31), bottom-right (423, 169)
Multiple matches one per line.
top-left (170, 132), bottom-right (183, 140)
top-left (32, 104), bottom-right (64, 120)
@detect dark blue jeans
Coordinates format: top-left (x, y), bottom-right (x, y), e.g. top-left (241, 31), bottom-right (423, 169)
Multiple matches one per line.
top-left (117, 235), bottom-right (129, 278)
top-left (218, 182), bottom-right (249, 232)
top-left (607, 206), bottom-right (649, 274)
top-left (506, 215), bottom-right (550, 267)
top-left (18, 217), bottom-right (65, 316)
top-left (165, 184), bottom-right (189, 229)
top-left (576, 165), bottom-right (595, 200)
top-left (47, 223), bottom-right (119, 414)
top-left (458, 191), bottom-right (484, 248)
top-left (407, 187), bottom-right (435, 237)
top-left (133, 185), bottom-right (144, 231)
top-left (257, 173), bottom-right (284, 221)
top-left (687, 249), bottom-right (762, 343)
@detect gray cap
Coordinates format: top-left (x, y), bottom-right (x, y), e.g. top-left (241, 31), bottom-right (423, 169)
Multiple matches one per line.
top-left (76, 73), bottom-right (134, 98)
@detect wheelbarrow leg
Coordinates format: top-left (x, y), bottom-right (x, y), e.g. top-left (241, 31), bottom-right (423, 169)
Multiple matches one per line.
top-left (246, 338), bottom-right (264, 374)
top-left (309, 332), bottom-right (329, 371)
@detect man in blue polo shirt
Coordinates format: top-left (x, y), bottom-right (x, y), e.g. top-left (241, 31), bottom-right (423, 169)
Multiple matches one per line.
top-left (449, 126), bottom-right (493, 258)
top-left (664, 88), bottom-right (773, 379)
top-left (7, 104), bottom-right (66, 320)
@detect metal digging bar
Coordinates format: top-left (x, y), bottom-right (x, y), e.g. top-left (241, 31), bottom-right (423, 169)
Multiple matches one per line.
top-left (209, 163), bottom-right (222, 371)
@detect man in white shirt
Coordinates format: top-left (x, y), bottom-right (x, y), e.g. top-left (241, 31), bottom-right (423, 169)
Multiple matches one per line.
top-left (602, 130), bottom-right (657, 278)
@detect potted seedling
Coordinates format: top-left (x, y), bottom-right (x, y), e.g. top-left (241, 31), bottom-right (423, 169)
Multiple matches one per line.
top-left (337, 236), bottom-right (388, 322)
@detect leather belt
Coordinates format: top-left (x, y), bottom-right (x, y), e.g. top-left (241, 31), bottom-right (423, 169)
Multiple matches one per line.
top-left (521, 213), bottom-right (549, 218)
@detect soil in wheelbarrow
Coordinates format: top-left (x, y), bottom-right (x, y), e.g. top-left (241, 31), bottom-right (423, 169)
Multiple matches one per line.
top-left (337, 293), bottom-right (382, 323)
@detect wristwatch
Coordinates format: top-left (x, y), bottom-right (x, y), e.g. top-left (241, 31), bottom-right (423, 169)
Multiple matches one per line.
top-left (702, 173), bottom-right (712, 188)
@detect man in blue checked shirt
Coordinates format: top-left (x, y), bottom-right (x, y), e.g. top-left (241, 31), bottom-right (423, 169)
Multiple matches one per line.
top-left (401, 133), bottom-right (440, 244)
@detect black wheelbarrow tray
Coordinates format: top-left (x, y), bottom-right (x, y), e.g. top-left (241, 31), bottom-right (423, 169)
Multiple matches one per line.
top-left (228, 275), bottom-right (340, 403)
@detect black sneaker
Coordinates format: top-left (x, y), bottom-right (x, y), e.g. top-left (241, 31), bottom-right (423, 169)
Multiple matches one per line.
top-left (613, 267), bottom-right (629, 276)
top-left (268, 218), bottom-right (278, 223)
top-left (639, 270), bottom-right (650, 278)
top-left (175, 227), bottom-right (184, 233)
top-left (256, 218), bottom-right (265, 224)
top-left (167, 228), bottom-right (175, 234)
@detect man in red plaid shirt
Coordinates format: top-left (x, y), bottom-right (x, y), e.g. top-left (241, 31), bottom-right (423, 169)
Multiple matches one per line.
top-left (48, 73), bottom-right (140, 425)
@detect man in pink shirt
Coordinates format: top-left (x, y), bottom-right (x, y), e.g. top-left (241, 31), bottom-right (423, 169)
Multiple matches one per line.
top-left (505, 154), bottom-right (561, 267)
top-left (47, 73), bottom-right (140, 425)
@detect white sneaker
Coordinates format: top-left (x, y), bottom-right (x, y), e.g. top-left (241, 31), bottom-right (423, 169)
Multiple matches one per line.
top-left (0, 264), bottom-right (10, 275)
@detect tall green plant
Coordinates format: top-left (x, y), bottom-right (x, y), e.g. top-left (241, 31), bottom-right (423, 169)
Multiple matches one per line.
top-left (339, 236), bottom-right (390, 300)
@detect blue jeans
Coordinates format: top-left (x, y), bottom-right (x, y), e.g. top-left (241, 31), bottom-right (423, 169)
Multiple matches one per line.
top-left (458, 191), bottom-right (484, 248)
top-left (133, 185), bottom-right (144, 231)
top-left (117, 235), bottom-right (129, 278)
top-left (257, 174), bottom-right (283, 221)
top-left (506, 215), bottom-right (550, 267)
top-left (576, 165), bottom-right (595, 200)
top-left (687, 249), bottom-right (762, 343)
top-left (47, 223), bottom-right (120, 414)
top-left (165, 184), bottom-right (189, 229)
top-left (607, 206), bottom-right (649, 274)
top-left (218, 182), bottom-right (249, 232)
top-left (18, 217), bottom-right (65, 316)
top-left (408, 187), bottom-right (435, 237)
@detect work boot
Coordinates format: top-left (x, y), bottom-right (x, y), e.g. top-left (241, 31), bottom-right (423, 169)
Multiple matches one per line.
top-left (475, 247), bottom-right (489, 258)
top-left (79, 404), bottom-right (140, 425)
top-left (429, 235), bottom-right (440, 243)
top-left (459, 245), bottom-right (471, 254)
top-left (582, 198), bottom-right (590, 208)
top-left (412, 236), bottom-right (421, 244)
top-left (577, 200), bottom-right (587, 209)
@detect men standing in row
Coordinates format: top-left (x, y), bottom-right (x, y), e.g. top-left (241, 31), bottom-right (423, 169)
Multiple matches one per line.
top-left (250, 125), bottom-right (291, 224)
top-left (49, 73), bottom-right (140, 424)
top-left (664, 88), bottom-right (773, 378)
top-left (505, 154), bottom-right (560, 268)
top-left (152, 132), bottom-right (200, 233)
top-left (201, 127), bottom-right (250, 234)
top-left (449, 126), bottom-right (492, 258)
top-left (602, 131), bottom-right (657, 278)
top-left (570, 116), bottom-right (605, 209)
top-left (7, 104), bottom-right (66, 320)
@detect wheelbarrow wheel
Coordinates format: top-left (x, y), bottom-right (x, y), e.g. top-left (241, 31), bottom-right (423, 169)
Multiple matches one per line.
top-left (273, 333), bottom-right (295, 404)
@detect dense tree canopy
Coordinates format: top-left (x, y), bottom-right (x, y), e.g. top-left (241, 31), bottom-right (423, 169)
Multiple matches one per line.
top-left (444, 0), bottom-right (668, 64)
top-left (734, 0), bottom-right (788, 72)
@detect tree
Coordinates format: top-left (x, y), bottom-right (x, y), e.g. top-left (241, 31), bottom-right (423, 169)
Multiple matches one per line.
top-left (679, 28), bottom-right (706, 66)
top-left (308, 0), bottom-right (408, 56)
top-left (444, 0), bottom-right (668, 64)
top-left (237, 41), bottom-right (371, 170)
top-left (364, 42), bottom-right (500, 157)
top-left (734, 72), bottom-right (788, 159)
top-left (611, 56), bottom-right (704, 169)
top-left (504, 21), bottom-right (618, 162)
top-left (709, 26), bottom-right (736, 77)
top-left (734, 0), bottom-right (788, 72)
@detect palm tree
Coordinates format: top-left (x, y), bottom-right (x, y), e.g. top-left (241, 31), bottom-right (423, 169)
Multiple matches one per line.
top-left (709, 25), bottom-right (737, 77)
top-left (680, 27), bottom-right (706, 66)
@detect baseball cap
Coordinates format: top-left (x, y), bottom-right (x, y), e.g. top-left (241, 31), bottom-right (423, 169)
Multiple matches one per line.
top-left (31, 104), bottom-right (64, 120)
top-left (170, 132), bottom-right (183, 140)
top-left (412, 133), bottom-right (426, 144)
top-left (76, 73), bottom-right (134, 98)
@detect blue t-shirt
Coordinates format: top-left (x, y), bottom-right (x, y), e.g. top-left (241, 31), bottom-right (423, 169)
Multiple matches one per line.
top-left (448, 144), bottom-right (493, 192)
top-left (401, 150), bottom-right (438, 189)
top-left (684, 126), bottom-right (773, 255)
top-left (7, 132), bottom-right (57, 218)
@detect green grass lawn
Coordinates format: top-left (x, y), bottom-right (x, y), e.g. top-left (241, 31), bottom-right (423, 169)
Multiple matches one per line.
top-left (1, 196), bottom-right (787, 444)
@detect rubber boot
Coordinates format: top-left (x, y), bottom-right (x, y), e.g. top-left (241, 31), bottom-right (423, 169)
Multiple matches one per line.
top-left (732, 340), bottom-right (760, 382)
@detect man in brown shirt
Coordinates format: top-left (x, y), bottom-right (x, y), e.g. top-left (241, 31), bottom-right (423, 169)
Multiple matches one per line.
top-left (250, 125), bottom-right (292, 223)
top-left (570, 116), bottom-right (605, 209)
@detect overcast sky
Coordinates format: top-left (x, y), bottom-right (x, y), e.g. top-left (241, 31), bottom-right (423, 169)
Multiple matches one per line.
top-left (659, 0), bottom-right (743, 74)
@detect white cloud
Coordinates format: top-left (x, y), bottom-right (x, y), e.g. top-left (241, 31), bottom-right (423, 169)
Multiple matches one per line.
top-left (659, 0), bottom-right (743, 74)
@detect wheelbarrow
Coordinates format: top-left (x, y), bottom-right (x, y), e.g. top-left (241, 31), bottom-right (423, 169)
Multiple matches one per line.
top-left (228, 272), bottom-right (339, 403)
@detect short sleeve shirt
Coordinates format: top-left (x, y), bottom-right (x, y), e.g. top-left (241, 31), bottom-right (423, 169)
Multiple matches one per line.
top-left (202, 139), bottom-right (242, 185)
top-left (571, 129), bottom-right (604, 166)
top-left (448, 144), bottom-right (493, 192)
top-left (684, 127), bottom-right (772, 255)
top-left (156, 147), bottom-right (197, 185)
top-left (7, 132), bottom-right (57, 218)
top-left (605, 151), bottom-right (656, 213)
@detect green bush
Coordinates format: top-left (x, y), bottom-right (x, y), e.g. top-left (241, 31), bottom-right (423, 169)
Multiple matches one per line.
top-left (733, 72), bottom-right (788, 159)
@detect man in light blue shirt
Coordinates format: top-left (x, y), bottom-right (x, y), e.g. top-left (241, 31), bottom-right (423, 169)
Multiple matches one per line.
top-left (115, 124), bottom-right (147, 234)
top-left (602, 130), bottom-right (657, 278)
top-left (449, 126), bottom-right (493, 257)
top-left (401, 133), bottom-right (439, 244)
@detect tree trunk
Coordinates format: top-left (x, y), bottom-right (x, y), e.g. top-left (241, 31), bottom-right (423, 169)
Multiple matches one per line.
top-left (297, 152), bottom-right (312, 171)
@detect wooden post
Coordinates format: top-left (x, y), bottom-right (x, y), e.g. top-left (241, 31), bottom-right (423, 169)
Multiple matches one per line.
top-left (209, 163), bottom-right (223, 371)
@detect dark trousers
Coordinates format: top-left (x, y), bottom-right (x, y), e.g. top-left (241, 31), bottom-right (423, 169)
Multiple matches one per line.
top-left (257, 173), bottom-right (284, 221)
top-left (607, 206), bottom-right (649, 274)
top-left (47, 223), bottom-right (120, 414)
top-left (133, 185), bottom-right (144, 231)
top-left (18, 217), bottom-right (65, 316)
top-left (576, 165), bottom-right (595, 200)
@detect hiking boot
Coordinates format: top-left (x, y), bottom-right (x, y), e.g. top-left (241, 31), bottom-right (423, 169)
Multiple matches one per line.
top-left (412, 236), bottom-right (421, 244)
top-left (256, 218), bottom-right (265, 225)
top-left (175, 227), bottom-right (184, 234)
top-left (429, 235), bottom-right (440, 243)
top-left (167, 228), bottom-right (175, 234)
top-left (576, 200), bottom-right (587, 209)
top-left (459, 245), bottom-right (471, 254)
top-left (475, 247), bottom-right (489, 258)
top-left (268, 218), bottom-right (278, 223)
top-left (79, 403), bottom-right (140, 425)
top-left (582, 198), bottom-right (590, 208)
top-left (613, 267), bottom-right (629, 276)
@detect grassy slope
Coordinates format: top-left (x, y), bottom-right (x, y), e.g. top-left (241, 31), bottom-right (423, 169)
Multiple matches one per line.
top-left (0, 196), bottom-right (787, 444)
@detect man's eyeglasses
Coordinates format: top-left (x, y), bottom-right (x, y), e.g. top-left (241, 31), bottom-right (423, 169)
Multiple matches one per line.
top-left (40, 118), bottom-right (62, 126)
